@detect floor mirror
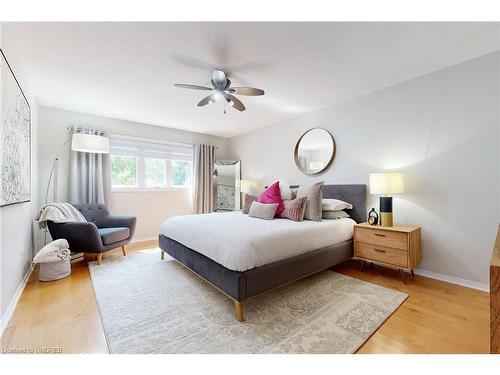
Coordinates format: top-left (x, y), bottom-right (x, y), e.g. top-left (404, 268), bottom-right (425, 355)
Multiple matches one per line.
top-left (214, 160), bottom-right (241, 211)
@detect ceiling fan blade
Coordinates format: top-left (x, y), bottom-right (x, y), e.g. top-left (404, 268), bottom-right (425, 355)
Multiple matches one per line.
top-left (226, 94), bottom-right (246, 112)
top-left (230, 87), bottom-right (265, 96)
top-left (197, 94), bottom-right (218, 107)
top-left (211, 70), bottom-right (227, 89)
top-left (174, 84), bottom-right (212, 91)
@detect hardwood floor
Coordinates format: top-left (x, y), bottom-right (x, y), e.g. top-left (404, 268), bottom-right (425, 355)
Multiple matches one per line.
top-left (1, 241), bottom-right (490, 354)
top-left (334, 262), bottom-right (490, 353)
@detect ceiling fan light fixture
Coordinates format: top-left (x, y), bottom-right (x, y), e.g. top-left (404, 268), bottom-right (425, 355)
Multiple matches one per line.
top-left (175, 70), bottom-right (264, 113)
top-left (225, 96), bottom-right (234, 106)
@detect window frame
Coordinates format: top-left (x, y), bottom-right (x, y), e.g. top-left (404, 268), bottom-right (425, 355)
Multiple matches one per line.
top-left (110, 136), bottom-right (193, 192)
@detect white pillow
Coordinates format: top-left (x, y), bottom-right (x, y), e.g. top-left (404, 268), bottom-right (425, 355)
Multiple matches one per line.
top-left (272, 179), bottom-right (292, 201)
top-left (248, 202), bottom-right (279, 220)
top-left (322, 198), bottom-right (353, 212)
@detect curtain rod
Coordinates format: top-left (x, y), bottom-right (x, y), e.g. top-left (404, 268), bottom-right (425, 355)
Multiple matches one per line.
top-left (66, 128), bottom-right (220, 150)
top-left (108, 133), bottom-right (219, 149)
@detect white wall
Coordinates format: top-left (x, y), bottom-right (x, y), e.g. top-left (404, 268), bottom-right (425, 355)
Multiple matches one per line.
top-left (0, 23), bottom-right (39, 327)
top-left (230, 52), bottom-right (500, 286)
top-left (37, 106), bottom-right (230, 243)
top-left (111, 189), bottom-right (193, 241)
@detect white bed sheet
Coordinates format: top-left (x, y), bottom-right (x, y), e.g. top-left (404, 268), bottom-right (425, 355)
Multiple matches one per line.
top-left (160, 212), bottom-right (355, 272)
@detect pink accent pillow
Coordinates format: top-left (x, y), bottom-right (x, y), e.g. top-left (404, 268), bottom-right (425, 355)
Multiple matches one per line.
top-left (258, 181), bottom-right (285, 216)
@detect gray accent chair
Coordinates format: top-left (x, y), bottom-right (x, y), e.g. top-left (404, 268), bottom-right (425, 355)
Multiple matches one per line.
top-left (47, 203), bottom-right (136, 265)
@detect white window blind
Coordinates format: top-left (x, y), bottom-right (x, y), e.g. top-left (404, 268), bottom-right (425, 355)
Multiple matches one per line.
top-left (109, 135), bottom-right (193, 190)
top-left (110, 137), bottom-right (193, 161)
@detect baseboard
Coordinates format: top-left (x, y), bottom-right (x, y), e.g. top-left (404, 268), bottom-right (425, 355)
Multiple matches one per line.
top-left (131, 236), bottom-right (157, 243)
top-left (413, 268), bottom-right (489, 292)
top-left (0, 262), bottom-right (35, 337)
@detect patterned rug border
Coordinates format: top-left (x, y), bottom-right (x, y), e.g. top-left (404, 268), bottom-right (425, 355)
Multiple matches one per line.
top-left (88, 251), bottom-right (408, 354)
top-left (352, 289), bottom-right (407, 353)
top-left (88, 259), bottom-right (112, 354)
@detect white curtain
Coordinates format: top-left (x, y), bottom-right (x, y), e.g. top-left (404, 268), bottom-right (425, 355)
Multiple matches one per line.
top-left (69, 129), bottom-right (111, 205)
top-left (193, 144), bottom-right (215, 214)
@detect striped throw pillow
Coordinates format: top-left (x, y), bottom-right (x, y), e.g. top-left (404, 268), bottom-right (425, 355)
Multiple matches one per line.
top-left (280, 197), bottom-right (307, 221)
top-left (242, 194), bottom-right (258, 214)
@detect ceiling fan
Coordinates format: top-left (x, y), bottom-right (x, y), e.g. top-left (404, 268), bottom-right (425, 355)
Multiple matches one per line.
top-left (174, 70), bottom-right (265, 113)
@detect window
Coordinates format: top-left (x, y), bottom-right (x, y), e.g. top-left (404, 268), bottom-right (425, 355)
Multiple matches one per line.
top-left (111, 155), bottom-right (137, 187)
top-left (144, 158), bottom-right (167, 188)
top-left (110, 136), bottom-right (193, 190)
top-left (171, 160), bottom-right (192, 187)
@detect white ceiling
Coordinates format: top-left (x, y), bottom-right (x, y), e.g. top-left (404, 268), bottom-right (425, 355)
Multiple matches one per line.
top-left (3, 22), bottom-right (499, 137)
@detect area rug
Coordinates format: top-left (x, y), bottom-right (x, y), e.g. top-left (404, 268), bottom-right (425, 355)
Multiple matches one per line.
top-left (88, 249), bottom-right (407, 354)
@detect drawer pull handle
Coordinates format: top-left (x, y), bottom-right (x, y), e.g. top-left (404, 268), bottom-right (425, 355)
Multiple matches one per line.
top-left (374, 233), bottom-right (386, 237)
top-left (374, 249), bottom-right (386, 253)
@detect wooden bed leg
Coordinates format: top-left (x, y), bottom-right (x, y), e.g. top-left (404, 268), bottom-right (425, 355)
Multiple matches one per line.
top-left (235, 301), bottom-right (245, 322)
top-left (161, 250), bottom-right (165, 260)
top-left (121, 246), bottom-right (127, 256)
top-left (97, 253), bottom-right (103, 265)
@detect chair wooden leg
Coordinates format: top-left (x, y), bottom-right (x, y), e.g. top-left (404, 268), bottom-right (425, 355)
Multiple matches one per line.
top-left (97, 253), bottom-right (103, 265)
top-left (121, 246), bottom-right (127, 256)
top-left (234, 301), bottom-right (245, 322)
top-left (160, 250), bottom-right (164, 260)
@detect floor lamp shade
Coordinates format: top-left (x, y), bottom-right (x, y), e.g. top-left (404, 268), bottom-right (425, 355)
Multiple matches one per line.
top-left (369, 173), bottom-right (404, 227)
top-left (46, 133), bottom-right (110, 204)
top-left (71, 133), bottom-right (110, 154)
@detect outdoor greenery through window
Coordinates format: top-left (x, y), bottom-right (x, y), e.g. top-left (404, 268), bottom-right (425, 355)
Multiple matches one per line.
top-left (144, 158), bottom-right (167, 188)
top-left (110, 137), bottom-right (193, 190)
top-left (111, 155), bottom-right (137, 187)
top-left (171, 160), bottom-right (192, 187)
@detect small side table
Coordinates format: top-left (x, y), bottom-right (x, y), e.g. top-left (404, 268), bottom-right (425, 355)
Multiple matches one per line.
top-left (353, 223), bottom-right (421, 283)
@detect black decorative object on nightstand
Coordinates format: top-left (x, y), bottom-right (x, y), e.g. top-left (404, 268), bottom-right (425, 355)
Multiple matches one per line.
top-left (368, 208), bottom-right (379, 225)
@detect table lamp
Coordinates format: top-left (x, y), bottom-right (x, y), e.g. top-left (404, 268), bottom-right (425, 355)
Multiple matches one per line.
top-left (369, 172), bottom-right (404, 227)
top-left (240, 180), bottom-right (258, 195)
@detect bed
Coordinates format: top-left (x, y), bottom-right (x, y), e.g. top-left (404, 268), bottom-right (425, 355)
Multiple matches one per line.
top-left (159, 184), bottom-right (367, 321)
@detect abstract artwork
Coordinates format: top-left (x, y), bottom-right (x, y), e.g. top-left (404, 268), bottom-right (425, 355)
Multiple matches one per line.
top-left (0, 49), bottom-right (31, 206)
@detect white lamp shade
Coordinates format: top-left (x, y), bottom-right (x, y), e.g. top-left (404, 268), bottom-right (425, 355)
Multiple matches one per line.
top-left (369, 172), bottom-right (404, 194)
top-left (240, 180), bottom-right (258, 194)
top-left (71, 133), bottom-right (110, 154)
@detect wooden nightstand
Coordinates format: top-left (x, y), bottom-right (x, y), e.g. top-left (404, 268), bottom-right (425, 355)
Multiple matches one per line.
top-left (353, 223), bottom-right (421, 283)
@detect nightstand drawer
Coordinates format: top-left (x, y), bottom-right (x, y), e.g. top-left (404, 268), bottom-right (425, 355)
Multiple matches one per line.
top-left (355, 242), bottom-right (408, 268)
top-left (356, 227), bottom-right (408, 250)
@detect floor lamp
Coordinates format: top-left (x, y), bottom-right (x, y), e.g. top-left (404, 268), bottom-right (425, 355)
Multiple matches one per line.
top-left (43, 131), bottom-right (109, 247)
top-left (44, 131), bottom-right (110, 205)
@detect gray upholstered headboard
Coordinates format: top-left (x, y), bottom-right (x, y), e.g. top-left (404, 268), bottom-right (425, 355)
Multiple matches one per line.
top-left (291, 184), bottom-right (367, 223)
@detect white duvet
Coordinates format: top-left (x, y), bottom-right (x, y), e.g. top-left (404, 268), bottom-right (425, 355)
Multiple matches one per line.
top-left (160, 212), bottom-right (355, 272)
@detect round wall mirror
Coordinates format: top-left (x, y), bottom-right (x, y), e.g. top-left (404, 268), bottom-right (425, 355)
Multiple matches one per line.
top-left (294, 128), bottom-right (336, 175)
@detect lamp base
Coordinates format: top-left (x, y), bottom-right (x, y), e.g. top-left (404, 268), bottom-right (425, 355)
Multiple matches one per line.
top-left (379, 196), bottom-right (393, 227)
top-left (380, 212), bottom-right (393, 227)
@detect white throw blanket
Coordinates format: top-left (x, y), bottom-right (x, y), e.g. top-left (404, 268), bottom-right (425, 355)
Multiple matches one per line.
top-left (35, 202), bottom-right (87, 230)
top-left (33, 239), bottom-right (71, 263)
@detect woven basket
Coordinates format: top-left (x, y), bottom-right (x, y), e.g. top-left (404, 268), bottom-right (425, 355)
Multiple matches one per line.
top-left (39, 258), bottom-right (71, 281)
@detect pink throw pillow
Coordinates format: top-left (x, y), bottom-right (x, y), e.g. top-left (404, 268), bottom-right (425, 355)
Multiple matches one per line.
top-left (258, 181), bottom-right (285, 216)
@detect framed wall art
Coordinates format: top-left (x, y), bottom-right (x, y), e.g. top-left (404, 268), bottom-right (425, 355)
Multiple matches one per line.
top-left (0, 49), bottom-right (31, 206)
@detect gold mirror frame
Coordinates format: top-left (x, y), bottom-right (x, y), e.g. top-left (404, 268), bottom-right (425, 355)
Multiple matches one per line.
top-left (294, 128), bottom-right (336, 176)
